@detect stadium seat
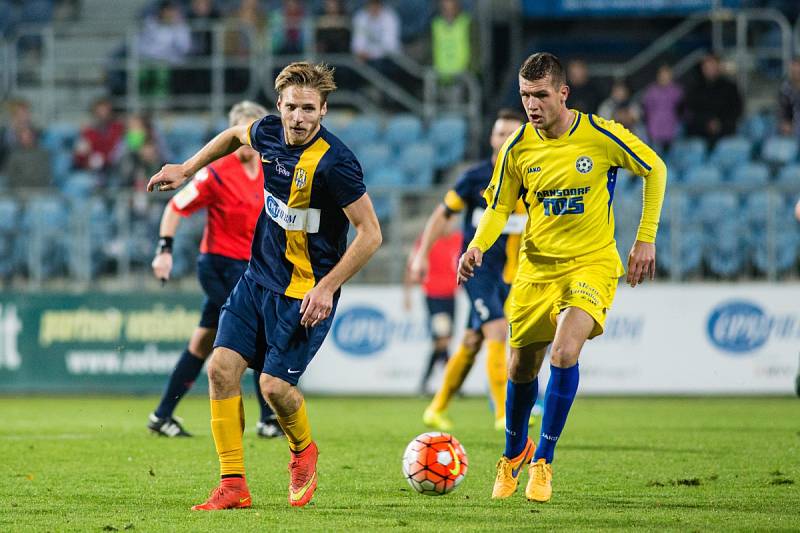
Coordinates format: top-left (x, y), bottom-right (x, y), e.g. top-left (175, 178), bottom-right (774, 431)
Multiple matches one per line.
top-left (322, 114), bottom-right (351, 136)
top-left (428, 115), bottom-right (467, 169)
top-left (369, 168), bottom-right (406, 188)
top-left (384, 114), bottom-right (423, 149)
top-left (61, 172), bottom-right (97, 199)
top-left (739, 113), bottom-right (774, 144)
top-left (776, 164), bottom-right (800, 187)
top-left (668, 137), bottom-right (706, 172)
top-left (338, 115), bottom-right (382, 151)
top-left (682, 164), bottom-right (722, 187)
top-left (708, 136), bottom-right (751, 172)
top-left (41, 122), bottom-right (80, 151)
top-left (761, 136), bottom-right (799, 165)
top-left (0, 198), bottom-right (19, 234)
top-left (751, 230), bottom-right (800, 275)
top-left (356, 143), bottom-right (391, 181)
top-left (730, 162), bottom-right (770, 186)
top-left (397, 143), bottom-right (435, 187)
top-left (696, 191), bottom-right (738, 226)
top-left (19, 0), bottom-right (54, 24)
top-left (51, 150), bottom-right (74, 185)
top-left (658, 227), bottom-right (704, 278)
top-left (743, 191), bottom-right (770, 224)
top-left (705, 225), bottom-right (746, 278)
top-left (0, 1), bottom-right (19, 35)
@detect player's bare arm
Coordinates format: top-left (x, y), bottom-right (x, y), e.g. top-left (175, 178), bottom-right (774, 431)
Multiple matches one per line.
top-left (626, 240), bottom-right (656, 288)
top-left (146, 124), bottom-right (251, 192)
top-left (151, 203), bottom-right (182, 281)
top-left (410, 204), bottom-right (453, 283)
top-left (299, 193), bottom-right (382, 327)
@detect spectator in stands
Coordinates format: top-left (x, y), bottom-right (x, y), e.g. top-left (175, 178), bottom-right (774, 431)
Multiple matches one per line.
top-left (351, 0), bottom-right (401, 78)
top-left (115, 114), bottom-right (165, 190)
top-left (72, 97), bottom-right (125, 175)
top-left (2, 126), bottom-right (53, 190)
top-left (269, 0), bottom-right (308, 55)
top-left (641, 64), bottom-right (684, 151)
top-left (315, 0), bottom-right (350, 54)
top-left (137, 0), bottom-right (192, 97)
top-left (430, 0), bottom-right (477, 83)
top-left (174, 0), bottom-right (222, 95)
top-left (778, 58), bottom-right (800, 136)
top-left (598, 79), bottom-right (641, 132)
top-left (223, 0), bottom-right (266, 92)
top-left (566, 58), bottom-right (602, 114)
top-left (684, 53), bottom-right (742, 145)
top-left (0, 99), bottom-right (39, 168)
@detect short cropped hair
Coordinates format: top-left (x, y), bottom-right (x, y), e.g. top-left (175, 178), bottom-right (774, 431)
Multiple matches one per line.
top-left (228, 100), bottom-right (267, 126)
top-left (496, 108), bottom-right (526, 123)
top-left (274, 62), bottom-right (337, 103)
top-left (519, 52), bottom-right (566, 88)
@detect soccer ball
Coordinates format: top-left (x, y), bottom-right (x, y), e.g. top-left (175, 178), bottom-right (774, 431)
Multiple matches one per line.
top-left (401, 432), bottom-right (468, 496)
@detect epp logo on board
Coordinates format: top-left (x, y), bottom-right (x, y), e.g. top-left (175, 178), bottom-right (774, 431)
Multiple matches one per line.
top-left (575, 156), bottom-right (593, 174)
top-left (707, 301), bottom-right (770, 354)
top-left (332, 307), bottom-right (389, 356)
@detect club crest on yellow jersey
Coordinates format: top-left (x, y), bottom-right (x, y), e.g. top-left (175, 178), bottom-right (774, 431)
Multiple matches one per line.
top-left (575, 156), bottom-right (593, 174)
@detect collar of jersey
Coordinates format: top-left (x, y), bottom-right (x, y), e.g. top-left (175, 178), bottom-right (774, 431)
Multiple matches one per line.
top-left (279, 124), bottom-right (326, 151)
top-left (534, 110), bottom-right (580, 142)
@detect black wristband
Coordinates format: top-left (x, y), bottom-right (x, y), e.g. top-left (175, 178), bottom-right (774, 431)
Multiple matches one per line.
top-left (157, 236), bottom-right (174, 254)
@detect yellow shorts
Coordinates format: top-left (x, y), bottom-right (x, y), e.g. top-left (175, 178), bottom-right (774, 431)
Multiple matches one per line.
top-left (508, 267), bottom-right (618, 348)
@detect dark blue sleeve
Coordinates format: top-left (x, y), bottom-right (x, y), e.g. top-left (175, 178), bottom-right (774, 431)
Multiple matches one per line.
top-left (248, 115), bottom-right (278, 154)
top-left (327, 150), bottom-right (367, 208)
top-left (452, 171), bottom-right (473, 202)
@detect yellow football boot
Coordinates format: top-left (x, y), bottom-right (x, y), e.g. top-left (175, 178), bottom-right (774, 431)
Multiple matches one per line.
top-left (491, 438), bottom-right (535, 499)
top-left (422, 408), bottom-right (453, 432)
top-left (525, 458), bottom-right (553, 502)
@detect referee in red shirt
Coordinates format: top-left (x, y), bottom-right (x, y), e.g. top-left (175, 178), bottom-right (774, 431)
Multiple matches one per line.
top-left (147, 101), bottom-right (282, 438)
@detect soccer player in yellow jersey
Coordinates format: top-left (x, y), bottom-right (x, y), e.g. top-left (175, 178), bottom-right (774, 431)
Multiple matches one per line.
top-left (458, 53), bottom-right (667, 503)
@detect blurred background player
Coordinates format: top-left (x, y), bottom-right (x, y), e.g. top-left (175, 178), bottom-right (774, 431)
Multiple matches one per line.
top-left (410, 109), bottom-right (526, 432)
top-left (460, 52), bottom-right (666, 503)
top-left (404, 221), bottom-right (462, 395)
top-left (147, 101), bottom-right (283, 439)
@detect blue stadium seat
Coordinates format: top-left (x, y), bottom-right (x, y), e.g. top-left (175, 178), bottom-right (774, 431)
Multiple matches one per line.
top-left (322, 114), bottom-right (351, 136)
top-left (683, 164), bottom-right (722, 187)
top-left (708, 136), bottom-right (751, 172)
top-left (397, 143), bottom-right (435, 187)
top-left (356, 143), bottom-right (391, 181)
top-left (658, 227), bottom-right (704, 278)
top-left (163, 117), bottom-right (209, 159)
top-left (751, 230), bottom-right (799, 275)
top-left (668, 137), bottom-right (706, 172)
top-left (696, 191), bottom-right (738, 226)
top-left (61, 172), bottom-right (97, 199)
top-left (730, 162), bottom-right (770, 186)
top-left (428, 115), bottom-right (467, 169)
top-left (743, 191), bottom-right (769, 224)
top-left (705, 224), bottom-right (746, 278)
top-left (0, 1), bottom-right (19, 34)
top-left (739, 113), bottom-right (774, 144)
top-left (761, 136), bottom-right (799, 165)
top-left (338, 115), bottom-right (382, 152)
top-left (776, 164), bottom-right (800, 187)
top-left (0, 198), bottom-right (19, 234)
top-left (41, 122), bottom-right (80, 152)
top-left (370, 168), bottom-right (406, 188)
top-left (384, 114), bottom-right (423, 149)
top-left (25, 196), bottom-right (68, 231)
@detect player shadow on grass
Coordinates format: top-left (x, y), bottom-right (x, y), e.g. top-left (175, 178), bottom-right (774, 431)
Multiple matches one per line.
top-left (558, 443), bottom-right (708, 455)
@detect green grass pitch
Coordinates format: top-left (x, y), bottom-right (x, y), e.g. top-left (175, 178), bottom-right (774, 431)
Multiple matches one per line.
top-left (1, 396), bottom-right (798, 531)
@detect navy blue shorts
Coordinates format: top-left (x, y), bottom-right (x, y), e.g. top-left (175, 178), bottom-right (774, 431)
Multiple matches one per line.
top-left (214, 272), bottom-right (337, 386)
top-left (425, 296), bottom-right (455, 340)
top-left (196, 253), bottom-right (248, 328)
top-left (464, 272), bottom-right (510, 331)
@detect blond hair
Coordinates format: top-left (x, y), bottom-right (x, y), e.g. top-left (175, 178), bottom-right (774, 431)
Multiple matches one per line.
top-left (228, 100), bottom-right (267, 127)
top-left (274, 62), bottom-right (337, 103)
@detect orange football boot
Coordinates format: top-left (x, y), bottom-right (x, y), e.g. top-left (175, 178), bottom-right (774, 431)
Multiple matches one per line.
top-left (288, 441), bottom-right (319, 507)
top-left (191, 477), bottom-right (252, 511)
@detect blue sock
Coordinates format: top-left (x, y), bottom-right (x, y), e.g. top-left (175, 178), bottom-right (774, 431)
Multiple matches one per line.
top-left (154, 349), bottom-right (205, 419)
top-left (503, 378), bottom-right (538, 458)
top-left (534, 363), bottom-right (580, 464)
top-left (252, 370), bottom-right (274, 422)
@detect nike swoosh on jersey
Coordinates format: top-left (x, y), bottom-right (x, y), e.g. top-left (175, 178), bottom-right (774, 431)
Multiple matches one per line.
top-left (288, 368), bottom-right (302, 374)
top-left (290, 472), bottom-right (317, 502)
top-left (261, 156), bottom-right (272, 163)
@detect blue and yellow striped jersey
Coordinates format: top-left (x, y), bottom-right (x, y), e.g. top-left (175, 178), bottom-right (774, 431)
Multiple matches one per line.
top-left (484, 110), bottom-right (666, 281)
top-left (246, 115), bottom-right (366, 299)
top-left (443, 159), bottom-right (526, 284)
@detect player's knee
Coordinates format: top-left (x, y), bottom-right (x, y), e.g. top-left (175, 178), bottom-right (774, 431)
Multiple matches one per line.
top-left (507, 356), bottom-right (536, 382)
top-left (550, 342), bottom-right (580, 368)
top-left (461, 330), bottom-right (483, 353)
top-left (207, 356), bottom-right (236, 391)
top-left (434, 337), bottom-right (450, 352)
top-left (259, 374), bottom-right (290, 402)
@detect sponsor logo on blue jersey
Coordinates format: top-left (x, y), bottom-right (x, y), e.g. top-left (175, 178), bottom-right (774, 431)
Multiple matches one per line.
top-left (707, 301), bottom-right (773, 354)
top-left (265, 195), bottom-right (298, 226)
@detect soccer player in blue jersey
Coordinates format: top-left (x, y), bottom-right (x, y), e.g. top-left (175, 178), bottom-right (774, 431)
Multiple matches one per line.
top-left (459, 53), bottom-right (666, 502)
top-left (410, 109), bottom-right (526, 432)
top-left (147, 62), bottom-right (382, 510)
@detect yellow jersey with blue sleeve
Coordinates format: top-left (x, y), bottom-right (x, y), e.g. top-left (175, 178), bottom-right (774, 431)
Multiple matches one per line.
top-left (478, 110), bottom-right (667, 282)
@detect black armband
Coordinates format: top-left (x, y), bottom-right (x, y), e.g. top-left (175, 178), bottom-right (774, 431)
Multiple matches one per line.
top-left (157, 236), bottom-right (174, 254)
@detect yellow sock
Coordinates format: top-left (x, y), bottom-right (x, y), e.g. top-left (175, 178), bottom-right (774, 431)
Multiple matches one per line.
top-left (277, 399), bottom-right (312, 453)
top-left (210, 395), bottom-right (245, 476)
top-left (486, 340), bottom-right (508, 420)
top-left (429, 344), bottom-right (476, 413)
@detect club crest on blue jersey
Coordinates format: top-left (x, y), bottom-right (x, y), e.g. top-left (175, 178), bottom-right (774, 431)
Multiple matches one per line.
top-left (575, 156), bottom-right (593, 174)
top-left (294, 168), bottom-right (307, 189)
